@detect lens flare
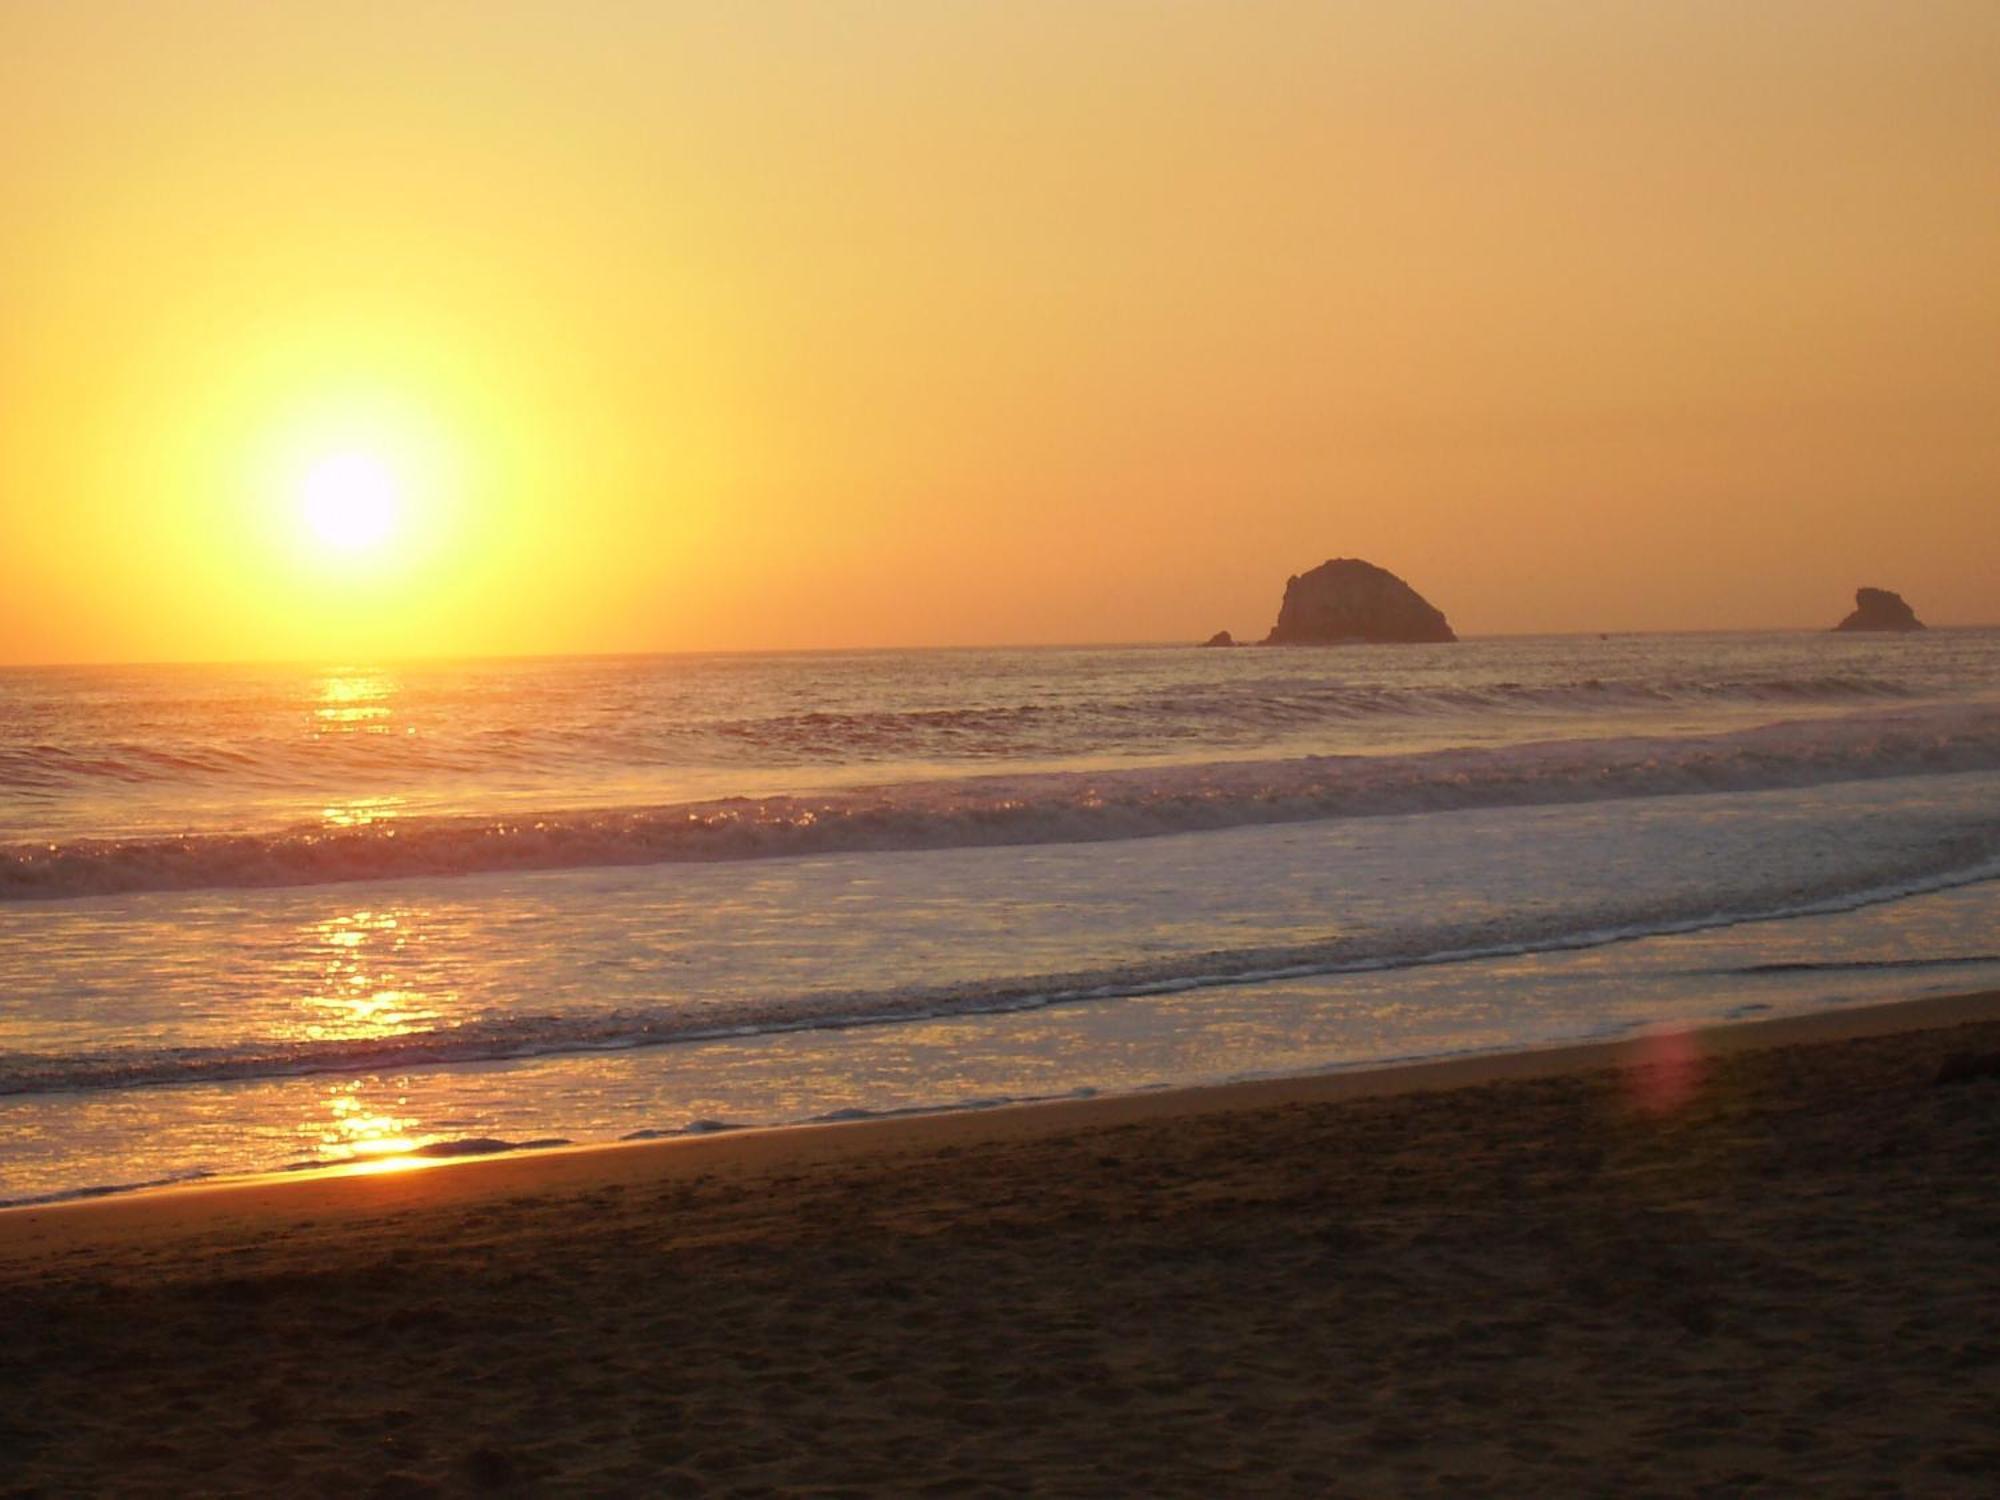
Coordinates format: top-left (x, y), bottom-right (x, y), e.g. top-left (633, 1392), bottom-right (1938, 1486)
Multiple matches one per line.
top-left (1624, 1025), bottom-right (1705, 1115)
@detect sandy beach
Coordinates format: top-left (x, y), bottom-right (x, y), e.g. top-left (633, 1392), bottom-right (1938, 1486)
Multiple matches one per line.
top-left (5, 991), bottom-right (1998, 1497)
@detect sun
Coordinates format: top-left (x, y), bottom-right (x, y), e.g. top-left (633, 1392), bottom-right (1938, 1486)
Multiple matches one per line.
top-left (300, 451), bottom-right (401, 553)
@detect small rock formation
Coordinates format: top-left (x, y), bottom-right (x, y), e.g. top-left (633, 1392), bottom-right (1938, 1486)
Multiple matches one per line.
top-left (1263, 558), bottom-right (1457, 644)
top-left (1834, 587), bottom-right (1925, 632)
top-left (1202, 630), bottom-right (1237, 648)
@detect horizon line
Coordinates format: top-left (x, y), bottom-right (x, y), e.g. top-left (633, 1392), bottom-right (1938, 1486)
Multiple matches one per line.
top-left (3, 621), bottom-right (1992, 674)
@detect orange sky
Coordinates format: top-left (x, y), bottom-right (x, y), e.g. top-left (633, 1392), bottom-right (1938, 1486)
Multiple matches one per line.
top-left (2, 1), bottom-right (1995, 664)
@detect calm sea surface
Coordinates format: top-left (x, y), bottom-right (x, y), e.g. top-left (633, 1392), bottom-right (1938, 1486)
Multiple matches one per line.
top-left (4, 631), bottom-right (1999, 1203)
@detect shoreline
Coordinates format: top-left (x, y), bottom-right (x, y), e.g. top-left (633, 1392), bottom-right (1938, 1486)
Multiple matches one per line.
top-left (8, 984), bottom-right (1998, 1492)
top-left (7, 985), bottom-right (1996, 1260)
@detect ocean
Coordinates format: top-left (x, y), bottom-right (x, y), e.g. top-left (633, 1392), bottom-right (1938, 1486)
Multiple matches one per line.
top-left (4, 630), bottom-right (1999, 1205)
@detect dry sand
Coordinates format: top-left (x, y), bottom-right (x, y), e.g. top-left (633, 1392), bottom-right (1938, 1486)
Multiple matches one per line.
top-left (4, 991), bottom-right (1999, 1497)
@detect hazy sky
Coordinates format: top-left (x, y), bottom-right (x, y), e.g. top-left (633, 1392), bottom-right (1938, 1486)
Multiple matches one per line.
top-left (3, 1), bottom-right (1995, 663)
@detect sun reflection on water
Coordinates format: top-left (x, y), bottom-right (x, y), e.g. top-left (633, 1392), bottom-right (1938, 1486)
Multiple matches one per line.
top-left (339, 1151), bottom-right (449, 1178)
top-left (312, 671), bottom-right (398, 730)
top-left (310, 1080), bottom-right (421, 1162)
top-left (293, 907), bottom-right (446, 1042)
top-left (320, 795), bottom-right (405, 828)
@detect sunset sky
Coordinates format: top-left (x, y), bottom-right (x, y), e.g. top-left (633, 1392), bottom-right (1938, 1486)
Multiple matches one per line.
top-left (3, 1), bottom-right (1995, 664)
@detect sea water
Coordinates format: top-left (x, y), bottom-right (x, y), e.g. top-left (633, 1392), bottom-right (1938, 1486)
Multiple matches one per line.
top-left (4, 631), bottom-right (1998, 1203)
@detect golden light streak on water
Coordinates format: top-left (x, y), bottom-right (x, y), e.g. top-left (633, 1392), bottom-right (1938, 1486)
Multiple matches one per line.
top-left (313, 672), bottom-right (398, 729)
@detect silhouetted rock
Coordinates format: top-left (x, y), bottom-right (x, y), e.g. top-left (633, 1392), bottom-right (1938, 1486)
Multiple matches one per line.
top-left (1202, 630), bottom-right (1237, 647)
top-left (1834, 587), bottom-right (1925, 632)
top-left (1263, 558), bottom-right (1456, 644)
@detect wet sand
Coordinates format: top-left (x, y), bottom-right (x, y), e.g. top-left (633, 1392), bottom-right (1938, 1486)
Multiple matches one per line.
top-left (4, 991), bottom-right (1998, 1496)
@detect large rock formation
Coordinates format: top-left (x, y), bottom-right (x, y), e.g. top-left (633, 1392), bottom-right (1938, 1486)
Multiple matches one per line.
top-left (1834, 587), bottom-right (1925, 632)
top-left (1263, 558), bottom-right (1456, 644)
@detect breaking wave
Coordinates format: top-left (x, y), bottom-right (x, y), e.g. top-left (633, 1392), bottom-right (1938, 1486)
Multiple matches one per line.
top-left (6, 704), bottom-right (1999, 901)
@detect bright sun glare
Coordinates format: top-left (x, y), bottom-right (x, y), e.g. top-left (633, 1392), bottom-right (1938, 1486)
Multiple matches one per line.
top-left (301, 451), bottom-right (401, 553)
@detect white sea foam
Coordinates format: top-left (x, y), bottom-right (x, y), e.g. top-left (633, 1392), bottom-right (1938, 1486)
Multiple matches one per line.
top-left (6, 786), bottom-right (1997, 1098)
